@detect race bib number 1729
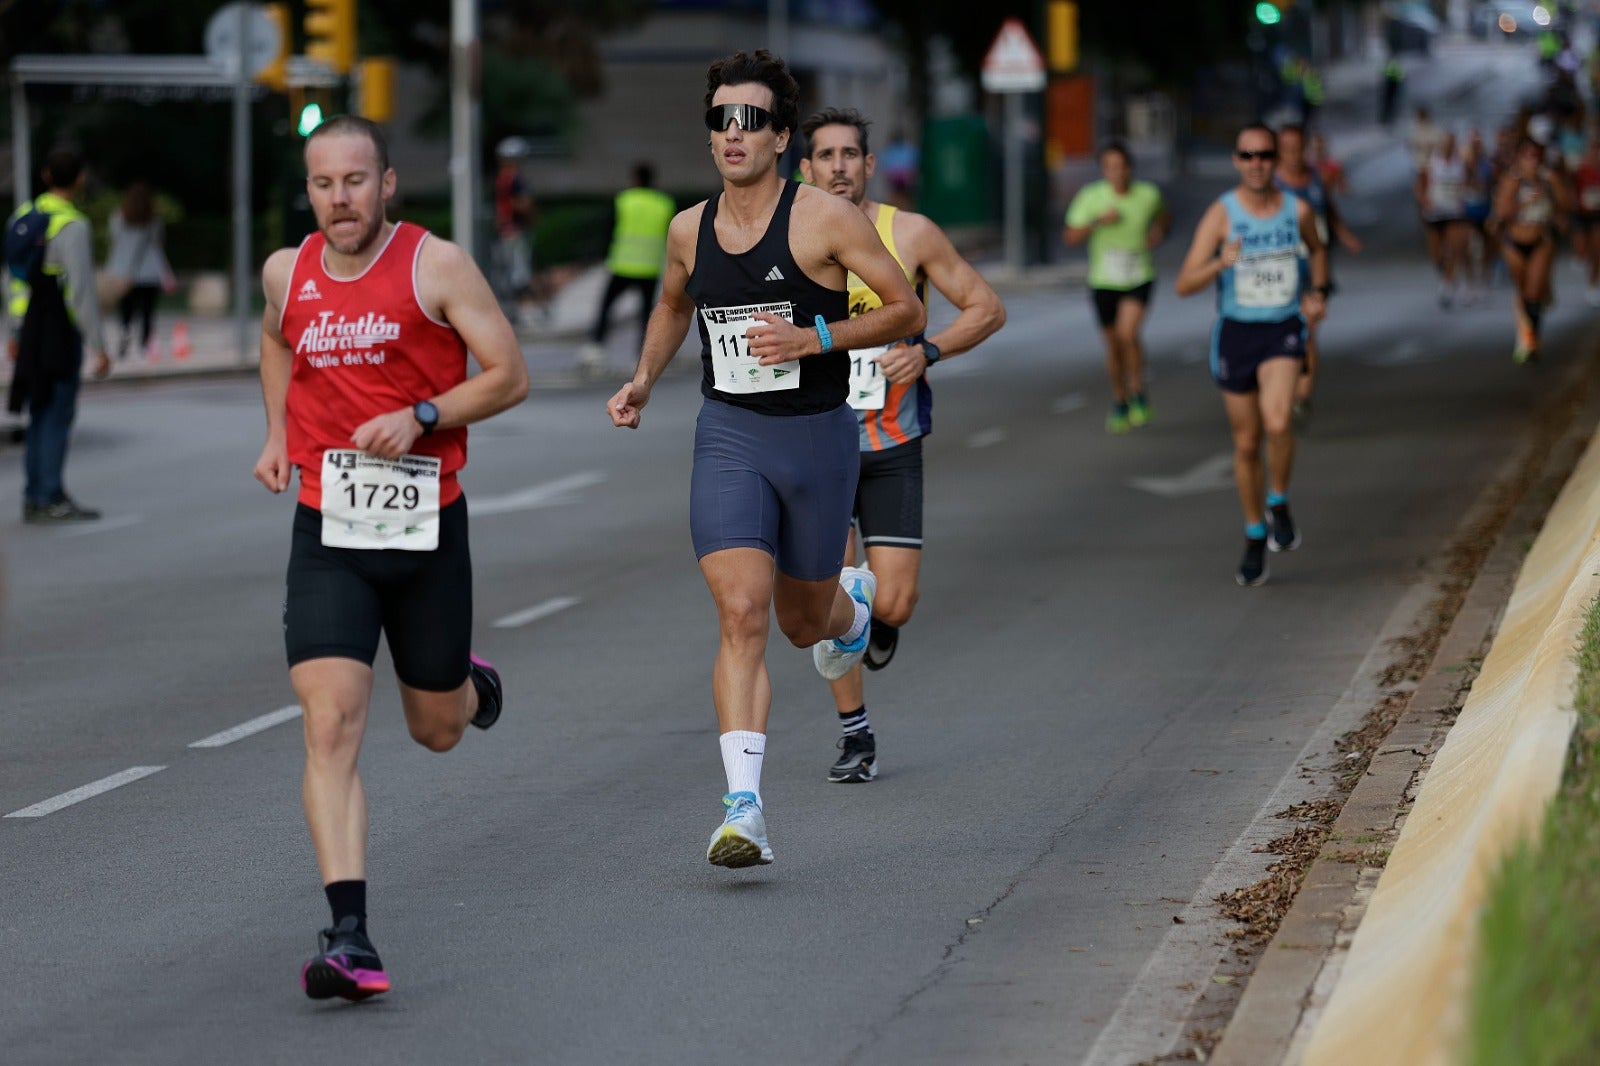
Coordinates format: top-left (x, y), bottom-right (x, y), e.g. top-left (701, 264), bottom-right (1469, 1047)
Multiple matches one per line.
top-left (320, 450), bottom-right (441, 551)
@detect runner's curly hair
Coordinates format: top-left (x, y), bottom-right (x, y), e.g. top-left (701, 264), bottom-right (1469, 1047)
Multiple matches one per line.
top-left (705, 50), bottom-right (800, 137)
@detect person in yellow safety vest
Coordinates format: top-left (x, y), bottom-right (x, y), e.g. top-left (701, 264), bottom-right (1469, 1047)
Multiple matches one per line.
top-left (578, 162), bottom-right (676, 371)
top-left (5, 146), bottom-right (110, 523)
top-left (1301, 63), bottom-right (1324, 128)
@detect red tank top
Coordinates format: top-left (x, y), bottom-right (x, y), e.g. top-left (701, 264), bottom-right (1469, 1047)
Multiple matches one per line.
top-left (281, 223), bottom-right (469, 509)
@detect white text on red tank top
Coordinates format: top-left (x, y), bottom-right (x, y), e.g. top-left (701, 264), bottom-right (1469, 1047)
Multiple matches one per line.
top-left (295, 310), bottom-right (404, 369)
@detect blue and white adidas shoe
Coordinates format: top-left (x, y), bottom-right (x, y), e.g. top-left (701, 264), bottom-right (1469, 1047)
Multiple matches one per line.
top-left (706, 791), bottom-right (774, 868)
top-left (812, 566), bottom-right (878, 681)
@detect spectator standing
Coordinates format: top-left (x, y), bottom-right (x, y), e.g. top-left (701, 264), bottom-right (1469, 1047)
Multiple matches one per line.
top-left (105, 180), bottom-right (174, 360)
top-left (491, 136), bottom-right (537, 311)
top-left (579, 162), bottom-right (675, 370)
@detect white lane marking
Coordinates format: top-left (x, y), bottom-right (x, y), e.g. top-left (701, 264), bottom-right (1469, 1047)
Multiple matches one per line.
top-left (1366, 338), bottom-right (1426, 366)
top-left (493, 595), bottom-right (580, 630)
top-left (470, 471), bottom-right (607, 517)
top-left (188, 705), bottom-right (303, 749)
top-left (1051, 393), bottom-right (1088, 414)
top-left (1128, 453), bottom-right (1234, 498)
top-left (968, 428), bottom-right (1007, 449)
top-left (57, 514), bottom-right (144, 539)
top-left (4, 766), bottom-right (166, 819)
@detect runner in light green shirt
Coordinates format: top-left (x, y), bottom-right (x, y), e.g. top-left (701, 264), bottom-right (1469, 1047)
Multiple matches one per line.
top-left (1063, 142), bottom-right (1171, 433)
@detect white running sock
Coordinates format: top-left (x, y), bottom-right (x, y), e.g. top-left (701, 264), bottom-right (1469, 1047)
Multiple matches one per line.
top-left (719, 730), bottom-right (765, 804)
top-left (839, 598), bottom-right (870, 646)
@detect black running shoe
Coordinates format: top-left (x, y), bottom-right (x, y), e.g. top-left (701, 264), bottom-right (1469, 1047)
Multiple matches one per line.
top-left (468, 654), bottom-right (502, 730)
top-left (828, 731), bottom-right (878, 783)
top-left (301, 916), bottom-right (390, 1001)
top-left (1268, 502), bottom-right (1301, 553)
top-left (24, 496), bottom-right (101, 524)
top-left (863, 618), bottom-right (899, 672)
top-left (1236, 535), bottom-right (1269, 587)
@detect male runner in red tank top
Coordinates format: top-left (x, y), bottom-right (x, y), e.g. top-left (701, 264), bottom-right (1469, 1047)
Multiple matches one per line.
top-left (252, 115), bottom-right (529, 1001)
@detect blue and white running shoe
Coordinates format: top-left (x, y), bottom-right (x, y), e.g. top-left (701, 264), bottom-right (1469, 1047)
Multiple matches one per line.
top-left (706, 792), bottom-right (774, 868)
top-left (812, 566), bottom-right (878, 681)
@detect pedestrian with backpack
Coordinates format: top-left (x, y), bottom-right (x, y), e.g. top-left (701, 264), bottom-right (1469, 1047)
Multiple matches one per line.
top-left (5, 146), bottom-right (110, 523)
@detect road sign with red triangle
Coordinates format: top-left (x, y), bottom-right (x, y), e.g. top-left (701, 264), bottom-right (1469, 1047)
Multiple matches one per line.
top-left (981, 18), bottom-right (1046, 93)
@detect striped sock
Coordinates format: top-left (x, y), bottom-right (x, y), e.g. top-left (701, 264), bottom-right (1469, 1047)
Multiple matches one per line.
top-left (838, 706), bottom-right (871, 737)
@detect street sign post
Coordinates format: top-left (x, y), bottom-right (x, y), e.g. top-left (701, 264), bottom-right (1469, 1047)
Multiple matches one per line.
top-left (981, 19), bottom-right (1047, 275)
top-left (204, 2), bottom-right (282, 79)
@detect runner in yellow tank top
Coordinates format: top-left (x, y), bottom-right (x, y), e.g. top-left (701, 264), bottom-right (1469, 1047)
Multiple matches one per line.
top-left (800, 106), bottom-right (1006, 783)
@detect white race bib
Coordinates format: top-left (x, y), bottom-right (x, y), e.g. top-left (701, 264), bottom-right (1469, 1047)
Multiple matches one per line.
top-left (847, 346), bottom-right (888, 410)
top-left (1581, 186), bottom-right (1600, 212)
top-left (320, 450), bottom-right (441, 551)
top-left (704, 301), bottom-right (801, 394)
top-left (1430, 181), bottom-right (1463, 214)
top-left (1099, 247), bottom-right (1146, 288)
top-left (1234, 249), bottom-right (1298, 309)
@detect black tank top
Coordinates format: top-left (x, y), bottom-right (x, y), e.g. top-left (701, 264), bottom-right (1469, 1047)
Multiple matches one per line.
top-left (686, 180), bottom-right (850, 415)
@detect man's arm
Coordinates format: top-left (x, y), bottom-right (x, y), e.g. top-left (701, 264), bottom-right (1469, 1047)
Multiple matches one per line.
top-left (52, 219), bottom-right (108, 375)
top-left (876, 213), bottom-right (1004, 384)
top-left (253, 249), bottom-right (296, 493)
top-left (348, 236), bottom-right (531, 461)
top-left (1325, 194), bottom-right (1363, 253)
top-left (1298, 200), bottom-right (1329, 324)
top-left (609, 208), bottom-right (699, 428)
top-left (1174, 203), bottom-right (1236, 297)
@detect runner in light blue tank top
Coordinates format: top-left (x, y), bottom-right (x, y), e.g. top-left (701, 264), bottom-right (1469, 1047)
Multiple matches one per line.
top-left (1175, 124), bottom-right (1329, 589)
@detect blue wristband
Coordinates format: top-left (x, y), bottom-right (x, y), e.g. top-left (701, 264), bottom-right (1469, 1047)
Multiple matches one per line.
top-left (813, 315), bottom-right (833, 353)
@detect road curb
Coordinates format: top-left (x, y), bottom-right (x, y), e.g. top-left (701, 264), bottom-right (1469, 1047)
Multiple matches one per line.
top-left (1209, 344), bottom-right (1600, 1066)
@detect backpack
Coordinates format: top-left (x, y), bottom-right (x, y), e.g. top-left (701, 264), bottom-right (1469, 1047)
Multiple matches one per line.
top-left (4, 206), bottom-right (50, 284)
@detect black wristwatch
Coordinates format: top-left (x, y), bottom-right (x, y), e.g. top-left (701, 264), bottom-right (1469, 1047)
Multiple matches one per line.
top-left (1314, 284), bottom-right (1333, 298)
top-left (413, 400), bottom-right (439, 436)
top-left (921, 340), bottom-right (943, 365)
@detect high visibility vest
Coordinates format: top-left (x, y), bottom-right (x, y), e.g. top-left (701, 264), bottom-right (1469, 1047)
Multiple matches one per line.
top-left (1303, 69), bottom-right (1325, 106)
top-left (605, 186), bottom-right (675, 279)
top-left (7, 191), bottom-right (88, 323)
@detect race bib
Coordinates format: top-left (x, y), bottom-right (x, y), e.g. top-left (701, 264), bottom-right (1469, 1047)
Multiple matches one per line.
top-left (1581, 187), bottom-right (1600, 212)
top-left (320, 450), bottom-right (441, 551)
top-left (1430, 181), bottom-right (1463, 214)
top-left (847, 346), bottom-right (888, 410)
top-left (1099, 247), bottom-right (1146, 288)
top-left (1234, 249), bottom-right (1298, 309)
top-left (703, 301), bottom-right (800, 394)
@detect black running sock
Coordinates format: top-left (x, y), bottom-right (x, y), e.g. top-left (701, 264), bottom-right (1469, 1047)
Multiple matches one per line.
top-left (838, 706), bottom-right (871, 737)
top-left (1524, 300), bottom-right (1543, 333)
top-left (325, 880), bottom-right (367, 935)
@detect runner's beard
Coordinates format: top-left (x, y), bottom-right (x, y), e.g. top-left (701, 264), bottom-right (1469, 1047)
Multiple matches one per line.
top-left (323, 211), bottom-right (383, 256)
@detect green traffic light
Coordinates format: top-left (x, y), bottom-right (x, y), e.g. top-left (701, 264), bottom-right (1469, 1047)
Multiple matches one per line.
top-left (298, 102), bottom-right (325, 137)
top-left (1255, 1), bottom-right (1282, 24)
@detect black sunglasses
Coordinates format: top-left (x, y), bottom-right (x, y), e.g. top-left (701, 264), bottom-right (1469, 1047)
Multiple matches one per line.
top-left (1235, 149), bottom-right (1277, 161)
top-left (705, 104), bottom-right (774, 133)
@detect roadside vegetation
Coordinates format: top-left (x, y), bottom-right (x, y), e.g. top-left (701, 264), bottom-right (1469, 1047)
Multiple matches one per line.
top-left (1467, 594), bottom-right (1600, 1065)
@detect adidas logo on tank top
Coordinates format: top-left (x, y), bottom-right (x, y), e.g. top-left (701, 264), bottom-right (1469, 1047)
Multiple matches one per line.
top-left (764, 266), bottom-right (785, 281)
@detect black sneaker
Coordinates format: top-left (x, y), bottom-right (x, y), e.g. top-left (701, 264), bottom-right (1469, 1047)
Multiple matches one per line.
top-left (1268, 502), bottom-right (1301, 553)
top-left (863, 618), bottom-right (899, 672)
top-left (24, 496), bottom-right (100, 524)
top-left (468, 654), bottom-right (502, 730)
top-left (301, 916), bottom-right (390, 1001)
top-left (828, 731), bottom-right (878, 783)
top-left (1236, 535), bottom-right (1269, 587)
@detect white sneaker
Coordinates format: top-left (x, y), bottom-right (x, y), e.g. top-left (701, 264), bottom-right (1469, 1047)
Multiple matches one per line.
top-left (812, 566), bottom-right (877, 681)
top-left (706, 792), bottom-right (773, 867)
top-left (577, 342), bottom-right (605, 370)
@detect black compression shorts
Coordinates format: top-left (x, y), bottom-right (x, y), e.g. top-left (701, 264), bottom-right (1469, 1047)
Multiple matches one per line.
top-left (854, 437), bottom-right (924, 549)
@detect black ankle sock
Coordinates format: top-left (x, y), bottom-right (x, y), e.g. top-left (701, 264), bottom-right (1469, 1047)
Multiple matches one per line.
top-left (1524, 301), bottom-right (1543, 332)
top-left (325, 880), bottom-right (367, 934)
top-left (838, 705), bottom-right (871, 736)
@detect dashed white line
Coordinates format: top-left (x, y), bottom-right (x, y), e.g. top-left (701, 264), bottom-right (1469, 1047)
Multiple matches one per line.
top-left (471, 471), bottom-right (607, 517)
top-left (5, 766), bottom-right (166, 819)
top-left (188, 705), bottom-right (303, 749)
top-left (493, 595), bottom-right (581, 630)
top-left (57, 514), bottom-right (144, 538)
top-left (967, 428), bottom-right (1008, 449)
top-left (1051, 393), bottom-right (1088, 414)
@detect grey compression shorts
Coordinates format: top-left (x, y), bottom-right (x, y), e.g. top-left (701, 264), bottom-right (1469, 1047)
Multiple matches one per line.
top-left (690, 399), bottom-right (859, 581)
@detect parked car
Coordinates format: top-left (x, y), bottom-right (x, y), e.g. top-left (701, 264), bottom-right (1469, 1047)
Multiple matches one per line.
top-left (1384, 1), bottom-right (1442, 54)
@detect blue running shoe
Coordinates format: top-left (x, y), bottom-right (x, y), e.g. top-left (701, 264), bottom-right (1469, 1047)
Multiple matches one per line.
top-left (705, 791), bottom-right (774, 868)
top-left (812, 566), bottom-right (878, 681)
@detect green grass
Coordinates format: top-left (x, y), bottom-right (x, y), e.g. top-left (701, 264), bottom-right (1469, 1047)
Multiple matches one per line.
top-left (1466, 596), bottom-right (1600, 1066)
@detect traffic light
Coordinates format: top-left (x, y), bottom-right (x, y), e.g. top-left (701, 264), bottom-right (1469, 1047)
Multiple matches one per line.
top-left (357, 57), bottom-right (395, 123)
top-left (298, 100), bottom-right (326, 137)
top-left (1047, 1), bottom-right (1079, 74)
top-left (304, 0), bottom-right (357, 75)
top-left (1255, 1), bottom-right (1283, 25)
top-left (257, 3), bottom-right (291, 92)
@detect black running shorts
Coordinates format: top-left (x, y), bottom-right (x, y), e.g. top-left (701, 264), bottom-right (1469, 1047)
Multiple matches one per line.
top-left (1090, 282), bottom-right (1154, 329)
top-left (854, 437), bottom-right (924, 550)
top-left (1210, 317), bottom-right (1306, 395)
top-left (283, 498), bottom-right (473, 691)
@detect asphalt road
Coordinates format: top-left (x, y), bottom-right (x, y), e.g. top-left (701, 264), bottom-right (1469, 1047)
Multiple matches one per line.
top-left (0, 39), bottom-right (1570, 1066)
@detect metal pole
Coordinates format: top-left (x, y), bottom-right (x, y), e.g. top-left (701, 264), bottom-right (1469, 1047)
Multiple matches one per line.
top-left (1004, 92), bottom-right (1024, 275)
top-left (232, 13), bottom-right (253, 366)
top-left (768, 0), bottom-right (789, 58)
top-left (11, 74), bottom-right (30, 208)
top-left (450, 0), bottom-right (479, 260)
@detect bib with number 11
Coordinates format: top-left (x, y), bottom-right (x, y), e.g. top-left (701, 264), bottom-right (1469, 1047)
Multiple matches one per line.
top-left (704, 301), bottom-right (801, 393)
top-left (321, 449), bottom-right (441, 551)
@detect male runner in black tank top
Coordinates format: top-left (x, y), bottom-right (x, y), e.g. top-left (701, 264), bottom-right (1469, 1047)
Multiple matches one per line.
top-left (607, 50), bottom-right (923, 869)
